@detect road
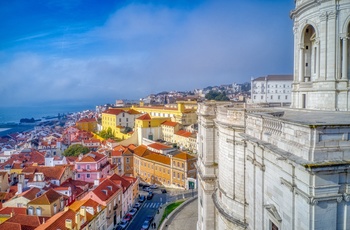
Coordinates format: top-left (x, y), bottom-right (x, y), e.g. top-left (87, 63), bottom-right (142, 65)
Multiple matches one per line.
top-left (119, 187), bottom-right (198, 230)
top-left (126, 189), bottom-right (167, 230)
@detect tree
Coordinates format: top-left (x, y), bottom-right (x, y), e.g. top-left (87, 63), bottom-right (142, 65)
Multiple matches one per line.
top-left (99, 127), bottom-right (115, 139)
top-left (205, 90), bottom-right (230, 101)
top-left (63, 144), bottom-right (90, 157)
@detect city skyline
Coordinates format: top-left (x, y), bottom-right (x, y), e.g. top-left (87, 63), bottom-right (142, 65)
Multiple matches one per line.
top-left (1, 0), bottom-right (294, 106)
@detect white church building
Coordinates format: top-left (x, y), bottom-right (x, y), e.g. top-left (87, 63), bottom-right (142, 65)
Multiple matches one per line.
top-left (197, 0), bottom-right (350, 230)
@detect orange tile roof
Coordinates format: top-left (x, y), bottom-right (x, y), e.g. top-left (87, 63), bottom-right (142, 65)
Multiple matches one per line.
top-left (173, 152), bottom-right (196, 161)
top-left (108, 174), bottom-right (132, 192)
top-left (35, 209), bottom-right (77, 230)
top-left (127, 109), bottom-right (141, 115)
top-left (92, 179), bottom-right (121, 201)
top-left (148, 142), bottom-right (172, 150)
top-left (4, 214), bottom-right (41, 229)
top-left (133, 145), bottom-right (150, 157)
top-left (175, 130), bottom-right (193, 137)
top-left (77, 118), bottom-right (96, 123)
top-left (103, 108), bottom-right (125, 115)
top-left (77, 152), bottom-right (105, 163)
top-left (21, 187), bottom-right (41, 200)
top-left (28, 189), bottom-right (62, 205)
top-left (137, 113), bottom-right (151, 120)
top-left (161, 121), bottom-right (179, 127)
top-left (144, 153), bottom-right (171, 165)
top-left (0, 207), bottom-right (26, 215)
top-left (0, 222), bottom-right (21, 230)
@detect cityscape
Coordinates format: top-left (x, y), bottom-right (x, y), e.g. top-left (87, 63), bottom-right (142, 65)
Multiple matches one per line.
top-left (1, 1), bottom-right (350, 230)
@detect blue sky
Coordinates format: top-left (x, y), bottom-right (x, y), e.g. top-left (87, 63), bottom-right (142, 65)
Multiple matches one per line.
top-left (0, 0), bottom-right (295, 106)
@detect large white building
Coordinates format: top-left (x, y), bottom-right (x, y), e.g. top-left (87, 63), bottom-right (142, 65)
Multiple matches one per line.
top-left (251, 75), bottom-right (293, 105)
top-left (197, 1), bottom-right (350, 230)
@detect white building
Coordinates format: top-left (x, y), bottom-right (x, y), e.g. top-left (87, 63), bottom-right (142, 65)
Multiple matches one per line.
top-left (197, 1), bottom-right (350, 230)
top-left (251, 75), bottom-right (293, 105)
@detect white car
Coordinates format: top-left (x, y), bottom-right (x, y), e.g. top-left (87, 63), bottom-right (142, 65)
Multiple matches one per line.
top-left (150, 184), bottom-right (158, 189)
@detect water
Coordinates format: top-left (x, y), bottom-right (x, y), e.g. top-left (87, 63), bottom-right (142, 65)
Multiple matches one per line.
top-left (0, 102), bottom-right (96, 136)
top-left (0, 103), bottom-right (96, 124)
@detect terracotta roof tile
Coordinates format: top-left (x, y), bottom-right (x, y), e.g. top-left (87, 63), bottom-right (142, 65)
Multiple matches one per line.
top-left (92, 179), bottom-right (121, 201)
top-left (161, 121), bottom-right (179, 127)
top-left (148, 142), bottom-right (172, 150)
top-left (137, 113), bottom-right (151, 120)
top-left (144, 153), bottom-right (171, 165)
top-left (175, 130), bottom-right (193, 138)
top-left (133, 145), bottom-right (150, 157)
top-left (0, 207), bottom-right (27, 215)
top-left (173, 152), bottom-right (196, 161)
top-left (28, 189), bottom-right (62, 205)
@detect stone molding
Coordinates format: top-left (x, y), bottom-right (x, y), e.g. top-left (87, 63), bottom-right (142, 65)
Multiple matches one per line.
top-left (247, 155), bottom-right (265, 171)
top-left (212, 190), bottom-right (248, 229)
top-left (280, 177), bottom-right (346, 205)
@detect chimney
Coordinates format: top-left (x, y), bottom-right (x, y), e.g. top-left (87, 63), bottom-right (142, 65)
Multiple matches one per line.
top-left (80, 206), bottom-right (86, 217)
top-left (94, 179), bottom-right (100, 186)
top-left (97, 205), bottom-right (101, 213)
top-left (65, 219), bottom-right (72, 229)
top-left (75, 213), bottom-right (81, 229)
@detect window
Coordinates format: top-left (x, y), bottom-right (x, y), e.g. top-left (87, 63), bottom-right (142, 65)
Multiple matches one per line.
top-left (173, 172), bottom-right (175, 177)
top-left (285, 95), bottom-right (288, 99)
top-left (261, 96), bottom-right (263, 99)
top-left (77, 174), bottom-right (80, 178)
top-left (119, 118), bottom-right (121, 122)
top-left (126, 118), bottom-right (128, 122)
top-left (87, 164), bottom-right (90, 170)
top-left (36, 207), bottom-right (42, 216)
top-left (126, 158), bottom-right (130, 163)
top-left (182, 163), bottom-right (184, 168)
top-left (87, 174), bottom-right (90, 178)
top-left (278, 96), bottom-right (280, 100)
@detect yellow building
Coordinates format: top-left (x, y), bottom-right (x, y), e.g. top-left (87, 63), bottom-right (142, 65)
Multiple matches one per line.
top-left (76, 118), bottom-right (97, 132)
top-left (132, 101), bottom-right (197, 126)
top-left (135, 113), bottom-right (171, 144)
top-left (161, 121), bottom-right (180, 143)
top-left (27, 189), bottom-right (64, 217)
top-left (101, 108), bottom-right (141, 139)
top-left (133, 144), bottom-right (197, 188)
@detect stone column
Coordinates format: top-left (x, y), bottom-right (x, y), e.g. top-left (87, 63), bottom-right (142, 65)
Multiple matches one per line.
top-left (299, 44), bottom-right (305, 82)
top-left (342, 37), bottom-right (348, 79)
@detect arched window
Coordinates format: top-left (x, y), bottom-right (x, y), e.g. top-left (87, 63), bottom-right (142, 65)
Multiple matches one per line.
top-left (301, 25), bottom-right (317, 82)
top-left (36, 207), bottom-right (42, 216)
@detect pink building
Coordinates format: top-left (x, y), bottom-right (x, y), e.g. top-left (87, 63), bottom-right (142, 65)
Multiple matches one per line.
top-left (74, 152), bottom-right (111, 183)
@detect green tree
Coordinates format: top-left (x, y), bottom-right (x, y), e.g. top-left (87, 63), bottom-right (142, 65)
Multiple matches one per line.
top-left (205, 90), bottom-right (230, 101)
top-left (98, 127), bottom-right (115, 139)
top-left (63, 144), bottom-right (90, 157)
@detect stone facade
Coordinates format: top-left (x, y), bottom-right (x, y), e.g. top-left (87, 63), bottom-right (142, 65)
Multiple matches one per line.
top-left (197, 1), bottom-right (350, 230)
top-left (291, 0), bottom-right (350, 111)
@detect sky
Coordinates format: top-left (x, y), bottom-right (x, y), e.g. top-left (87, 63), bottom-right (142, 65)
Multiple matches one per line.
top-left (0, 0), bottom-right (295, 107)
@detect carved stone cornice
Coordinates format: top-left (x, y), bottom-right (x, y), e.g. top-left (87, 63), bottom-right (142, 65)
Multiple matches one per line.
top-left (212, 191), bottom-right (248, 229)
top-left (280, 177), bottom-right (344, 205)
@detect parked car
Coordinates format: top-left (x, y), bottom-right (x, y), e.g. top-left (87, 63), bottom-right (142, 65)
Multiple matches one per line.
top-left (133, 202), bottom-right (141, 209)
top-left (141, 220), bottom-right (151, 230)
top-left (118, 220), bottom-right (128, 229)
top-left (128, 208), bottom-right (138, 216)
top-left (143, 187), bottom-right (151, 192)
top-left (123, 213), bottom-right (132, 222)
top-left (146, 215), bottom-right (154, 223)
top-left (150, 184), bottom-right (158, 189)
top-left (161, 189), bottom-right (167, 193)
top-left (139, 195), bottom-right (146, 202)
top-left (147, 192), bottom-right (153, 200)
top-left (114, 225), bottom-right (124, 230)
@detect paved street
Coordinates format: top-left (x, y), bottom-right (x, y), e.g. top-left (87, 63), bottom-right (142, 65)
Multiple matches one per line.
top-left (162, 198), bottom-right (198, 230)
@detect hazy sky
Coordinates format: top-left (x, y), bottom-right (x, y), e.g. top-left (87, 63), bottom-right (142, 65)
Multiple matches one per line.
top-left (0, 0), bottom-right (295, 106)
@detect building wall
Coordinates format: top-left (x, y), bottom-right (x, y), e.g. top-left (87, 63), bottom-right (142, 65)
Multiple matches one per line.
top-left (291, 0), bottom-right (350, 111)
